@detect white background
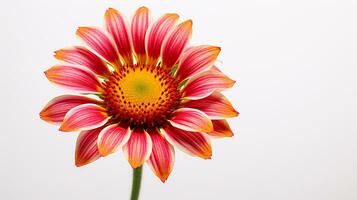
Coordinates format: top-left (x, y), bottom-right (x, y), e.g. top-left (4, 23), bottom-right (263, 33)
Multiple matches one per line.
top-left (1, 0), bottom-right (356, 199)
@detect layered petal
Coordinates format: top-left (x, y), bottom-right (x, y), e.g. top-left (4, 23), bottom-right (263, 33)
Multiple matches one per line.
top-left (97, 124), bottom-right (131, 156)
top-left (161, 20), bottom-right (192, 71)
top-left (131, 6), bottom-right (150, 64)
top-left (76, 27), bottom-right (120, 67)
top-left (207, 120), bottom-right (234, 137)
top-left (75, 127), bottom-right (103, 167)
top-left (105, 8), bottom-right (133, 64)
top-left (182, 92), bottom-right (238, 119)
top-left (146, 13), bottom-right (179, 66)
top-left (44, 65), bottom-right (103, 93)
top-left (59, 104), bottom-right (109, 132)
top-left (40, 95), bottom-right (101, 124)
top-left (176, 45), bottom-right (220, 82)
top-left (162, 125), bottom-right (212, 159)
top-left (123, 129), bottom-right (152, 168)
top-left (147, 129), bottom-right (175, 182)
top-left (54, 46), bottom-right (110, 77)
top-left (182, 70), bottom-right (235, 100)
top-left (168, 108), bottom-right (213, 132)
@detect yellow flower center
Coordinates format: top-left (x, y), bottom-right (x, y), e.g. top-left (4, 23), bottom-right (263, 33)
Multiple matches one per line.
top-left (104, 65), bottom-right (180, 128)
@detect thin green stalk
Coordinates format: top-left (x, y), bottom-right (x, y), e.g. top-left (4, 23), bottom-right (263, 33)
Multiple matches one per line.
top-left (130, 166), bottom-right (143, 200)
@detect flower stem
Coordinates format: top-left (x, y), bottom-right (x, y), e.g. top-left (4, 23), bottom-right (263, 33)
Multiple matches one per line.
top-left (130, 166), bottom-right (143, 200)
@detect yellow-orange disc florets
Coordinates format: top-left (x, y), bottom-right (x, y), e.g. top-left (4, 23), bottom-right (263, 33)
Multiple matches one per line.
top-left (103, 64), bottom-right (181, 128)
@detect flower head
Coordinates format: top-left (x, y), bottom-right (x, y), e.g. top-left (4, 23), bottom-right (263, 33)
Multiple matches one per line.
top-left (40, 7), bottom-right (238, 182)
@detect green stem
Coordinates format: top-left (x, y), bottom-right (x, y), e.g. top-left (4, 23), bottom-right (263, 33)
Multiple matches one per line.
top-left (130, 166), bottom-right (143, 200)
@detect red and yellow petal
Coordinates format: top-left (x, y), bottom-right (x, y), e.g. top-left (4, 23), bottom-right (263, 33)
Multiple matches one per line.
top-left (176, 45), bottom-right (220, 82)
top-left (182, 70), bottom-right (235, 100)
top-left (145, 13), bottom-right (179, 66)
top-left (147, 129), bottom-right (175, 182)
top-left (168, 108), bottom-right (213, 133)
top-left (97, 124), bottom-right (131, 156)
top-left (76, 27), bottom-right (121, 67)
top-left (54, 46), bottom-right (110, 77)
top-left (40, 95), bottom-right (101, 124)
top-left (123, 129), bottom-right (152, 168)
top-left (75, 127), bottom-right (103, 167)
top-left (161, 20), bottom-right (192, 71)
top-left (131, 6), bottom-right (150, 65)
top-left (105, 8), bottom-right (133, 65)
top-left (207, 120), bottom-right (234, 138)
top-left (182, 92), bottom-right (238, 119)
top-left (44, 65), bottom-right (103, 93)
top-left (59, 103), bottom-right (109, 132)
top-left (162, 125), bottom-right (212, 159)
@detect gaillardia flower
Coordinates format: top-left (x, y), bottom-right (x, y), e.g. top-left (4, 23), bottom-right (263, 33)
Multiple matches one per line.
top-left (40, 7), bottom-right (238, 183)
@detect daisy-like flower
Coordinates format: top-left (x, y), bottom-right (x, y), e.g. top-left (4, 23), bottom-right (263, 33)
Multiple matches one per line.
top-left (40, 7), bottom-right (238, 184)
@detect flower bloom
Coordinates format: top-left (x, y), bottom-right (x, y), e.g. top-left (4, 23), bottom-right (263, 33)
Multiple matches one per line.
top-left (40, 7), bottom-right (238, 182)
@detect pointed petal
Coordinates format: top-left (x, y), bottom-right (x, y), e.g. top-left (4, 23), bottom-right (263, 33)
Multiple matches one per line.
top-left (176, 45), bottom-right (220, 82)
top-left (147, 129), bottom-right (175, 182)
top-left (75, 127), bottom-right (103, 167)
top-left (123, 129), bottom-right (152, 168)
top-left (44, 65), bottom-right (103, 93)
top-left (59, 104), bottom-right (109, 132)
top-left (207, 120), bottom-right (234, 137)
top-left (145, 13), bottom-right (179, 66)
top-left (40, 95), bottom-right (101, 124)
top-left (161, 20), bottom-right (192, 71)
top-left (182, 70), bottom-right (235, 100)
top-left (182, 92), bottom-right (238, 119)
top-left (54, 46), bottom-right (110, 77)
top-left (105, 8), bottom-right (133, 64)
top-left (97, 124), bottom-right (131, 156)
top-left (131, 6), bottom-right (150, 64)
top-left (162, 125), bottom-right (212, 159)
top-left (76, 27), bottom-right (120, 67)
top-left (168, 108), bottom-right (213, 132)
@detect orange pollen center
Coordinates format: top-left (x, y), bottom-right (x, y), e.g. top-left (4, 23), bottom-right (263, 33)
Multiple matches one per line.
top-left (103, 65), bottom-right (180, 128)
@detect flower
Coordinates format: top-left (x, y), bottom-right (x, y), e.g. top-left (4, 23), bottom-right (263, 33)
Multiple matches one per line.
top-left (40, 7), bottom-right (238, 182)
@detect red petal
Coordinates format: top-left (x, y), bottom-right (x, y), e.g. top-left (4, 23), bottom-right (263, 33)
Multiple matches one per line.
top-left (161, 20), bottom-right (192, 71)
top-left (207, 120), bottom-right (234, 138)
top-left (131, 6), bottom-right (150, 64)
top-left (162, 125), bottom-right (212, 159)
top-left (168, 108), bottom-right (213, 132)
top-left (59, 104), bottom-right (109, 132)
top-left (54, 46), bottom-right (110, 77)
top-left (123, 129), bottom-right (152, 168)
top-left (105, 8), bottom-right (133, 64)
top-left (97, 124), bottom-right (131, 156)
top-left (44, 65), bottom-right (103, 93)
top-left (40, 95), bottom-right (101, 124)
top-left (75, 127), bottom-right (103, 167)
top-left (147, 129), bottom-right (175, 182)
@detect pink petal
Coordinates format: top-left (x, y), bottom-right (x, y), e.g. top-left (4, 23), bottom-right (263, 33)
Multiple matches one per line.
top-left (105, 8), bottom-right (133, 65)
top-left (75, 127), bottom-right (103, 167)
top-left (44, 65), bottom-right (103, 93)
top-left (97, 124), bottom-right (131, 156)
top-left (182, 92), bottom-right (238, 119)
top-left (176, 45), bottom-right (221, 82)
top-left (40, 95), bottom-right (101, 124)
top-left (168, 108), bottom-right (213, 132)
top-left (207, 120), bottom-right (234, 138)
top-left (54, 46), bottom-right (110, 77)
top-left (131, 6), bottom-right (150, 65)
top-left (161, 20), bottom-right (192, 71)
top-left (59, 104), bottom-right (109, 132)
top-left (145, 13), bottom-right (179, 66)
top-left (182, 70), bottom-right (235, 100)
top-left (162, 125), bottom-right (212, 159)
top-left (76, 27), bottom-right (121, 67)
top-left (123, 129), bottom-right (152, 168)
top-left (147, 129), bottom-right (175, 182)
